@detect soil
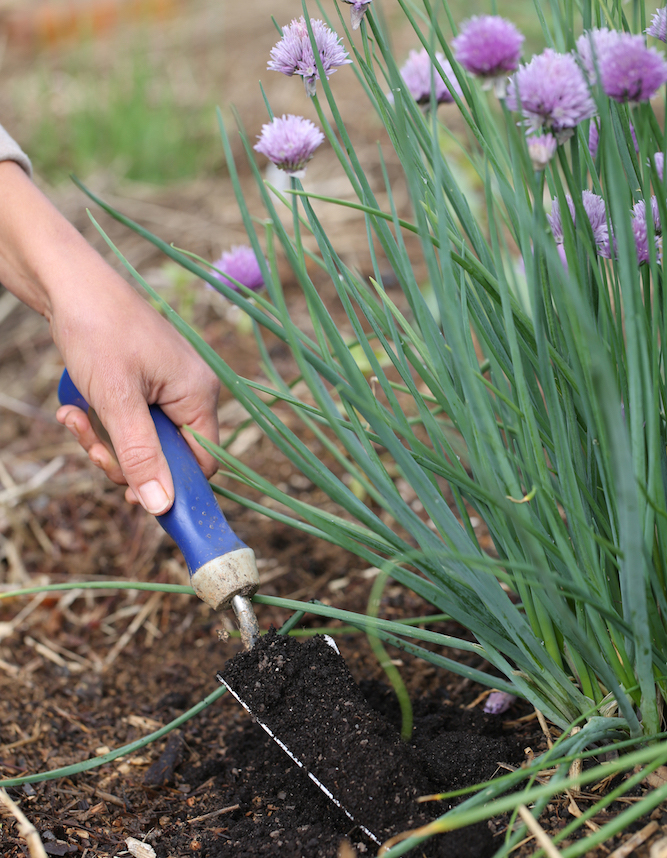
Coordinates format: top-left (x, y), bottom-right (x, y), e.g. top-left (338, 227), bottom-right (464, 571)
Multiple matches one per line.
top-left (219, 628), bottom-right (522, 854)
top-left (2, 3), bottom-right (667, 857)
top-left (0, 502), bottom-right (534, 858)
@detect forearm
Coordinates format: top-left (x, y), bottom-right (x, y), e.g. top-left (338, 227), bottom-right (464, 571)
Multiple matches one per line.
top-left (0, 160), bottom-right (115, 322)
top-left (0, 160), bottom-right (154, 372)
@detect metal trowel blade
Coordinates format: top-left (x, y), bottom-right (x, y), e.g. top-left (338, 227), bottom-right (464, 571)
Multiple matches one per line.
top-left (217, 672), bottom-right (381, 845)
top-left (216, 634), bottom-right (381, 846)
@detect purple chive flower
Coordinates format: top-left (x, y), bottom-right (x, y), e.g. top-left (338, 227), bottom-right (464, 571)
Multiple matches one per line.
top-left (254, 114), bottom-right (325, 177)
top-left (647, 8), bottom-right (667, 43)
top-left (632, 196), bottom-right (662, 264)
top-left (506, 49), bottom-right (596, 142)
top-left (212, 245), bottom-right (266, 293)
top-left (576, 28), bottom-right (621, 83)
top-left (268, 17), bottom-right (351, 97)
top-left (452, 15), bottom-right (524, 96)
top-left (527, 133), bottom-right (557, 170)
top-left (597, 32), bottom-right (667, 103)
top-left (548, 190), bottom-right (613, 258)
top-left (399, 48), bottom-right (463, 106)
top-left (340, 0), bottom-right (372, 30)
top-left (655, 152), bottom-right (665, 181)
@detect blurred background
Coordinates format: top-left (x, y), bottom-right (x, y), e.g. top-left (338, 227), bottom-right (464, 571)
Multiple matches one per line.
top-left (0, 0), bottom-right (429, 287)
top-left (0, 0), bottom-right (402, 186)
top-left (0, 0), bottom-right (549, 188)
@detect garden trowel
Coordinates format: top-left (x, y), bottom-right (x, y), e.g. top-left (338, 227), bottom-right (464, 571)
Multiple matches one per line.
top-left (57, 369), bottom-right (383, 845)
top-left (58, 369), bottom-right (261, 649)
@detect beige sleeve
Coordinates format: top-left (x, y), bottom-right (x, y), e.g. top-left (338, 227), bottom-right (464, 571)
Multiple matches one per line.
top-left (0, 124), bottom-right (32, 176)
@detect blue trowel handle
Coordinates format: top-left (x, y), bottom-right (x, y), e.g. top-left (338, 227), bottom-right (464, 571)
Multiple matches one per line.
top-left (58, 369), bottom-right (260, 620)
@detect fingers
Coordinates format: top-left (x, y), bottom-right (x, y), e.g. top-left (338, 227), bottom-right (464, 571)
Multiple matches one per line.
top-left (98, 393), bottom-right (175, 515)
top-left (124, 485), bottom-right (141, 506)
top-left (58, 399), bottom-right (174, 514)
top-left (56, 404), bottom-right (125, 484)
top-left (57, 369), bottom-right (221, 517)
top-left (101, 377), bottom-right (222, 514)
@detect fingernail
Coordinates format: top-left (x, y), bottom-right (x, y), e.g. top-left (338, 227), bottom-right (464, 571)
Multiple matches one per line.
top-left (137, 480), bottom-right (171, 515)
top-left (66, 419), bottom-right (81, 441)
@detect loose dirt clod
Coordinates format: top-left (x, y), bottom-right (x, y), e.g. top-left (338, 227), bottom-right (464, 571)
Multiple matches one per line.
top-left (143, 730), bottom-right (184, 786)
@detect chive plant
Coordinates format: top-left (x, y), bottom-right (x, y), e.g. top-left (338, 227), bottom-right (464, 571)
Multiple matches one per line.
top-left (83, 0), bottom-right (667, 761)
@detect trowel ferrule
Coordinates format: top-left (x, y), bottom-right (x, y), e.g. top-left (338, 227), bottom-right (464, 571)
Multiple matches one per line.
top-left (231, 594), bottom-right (262, 651)
top-left (190, 547), bottom-right (259, 611)
top-left (190, 548), bottom-right (262, 650)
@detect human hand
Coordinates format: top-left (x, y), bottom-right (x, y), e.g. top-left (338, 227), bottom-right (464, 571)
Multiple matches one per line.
top-left (53, 286), bottom-right (221, 514)
top-left (0, 161), bottom-right (220, 514)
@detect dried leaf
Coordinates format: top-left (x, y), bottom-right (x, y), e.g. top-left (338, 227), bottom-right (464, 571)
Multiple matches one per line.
top-left (640, 765), bottom-right (667, 789)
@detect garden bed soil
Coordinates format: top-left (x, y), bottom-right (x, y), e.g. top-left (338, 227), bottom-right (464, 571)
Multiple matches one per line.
top-left (0, 482), bottom-right (532, 858)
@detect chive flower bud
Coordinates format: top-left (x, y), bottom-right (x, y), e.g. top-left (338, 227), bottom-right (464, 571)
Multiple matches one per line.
top-left (526, 133), bottom-right (557, 171)
top-left (340, 0), bottom-right (372, 30)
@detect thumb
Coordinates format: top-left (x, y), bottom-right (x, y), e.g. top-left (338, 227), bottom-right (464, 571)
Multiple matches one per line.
top-left (101, 398), bottom-right (175, 516)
